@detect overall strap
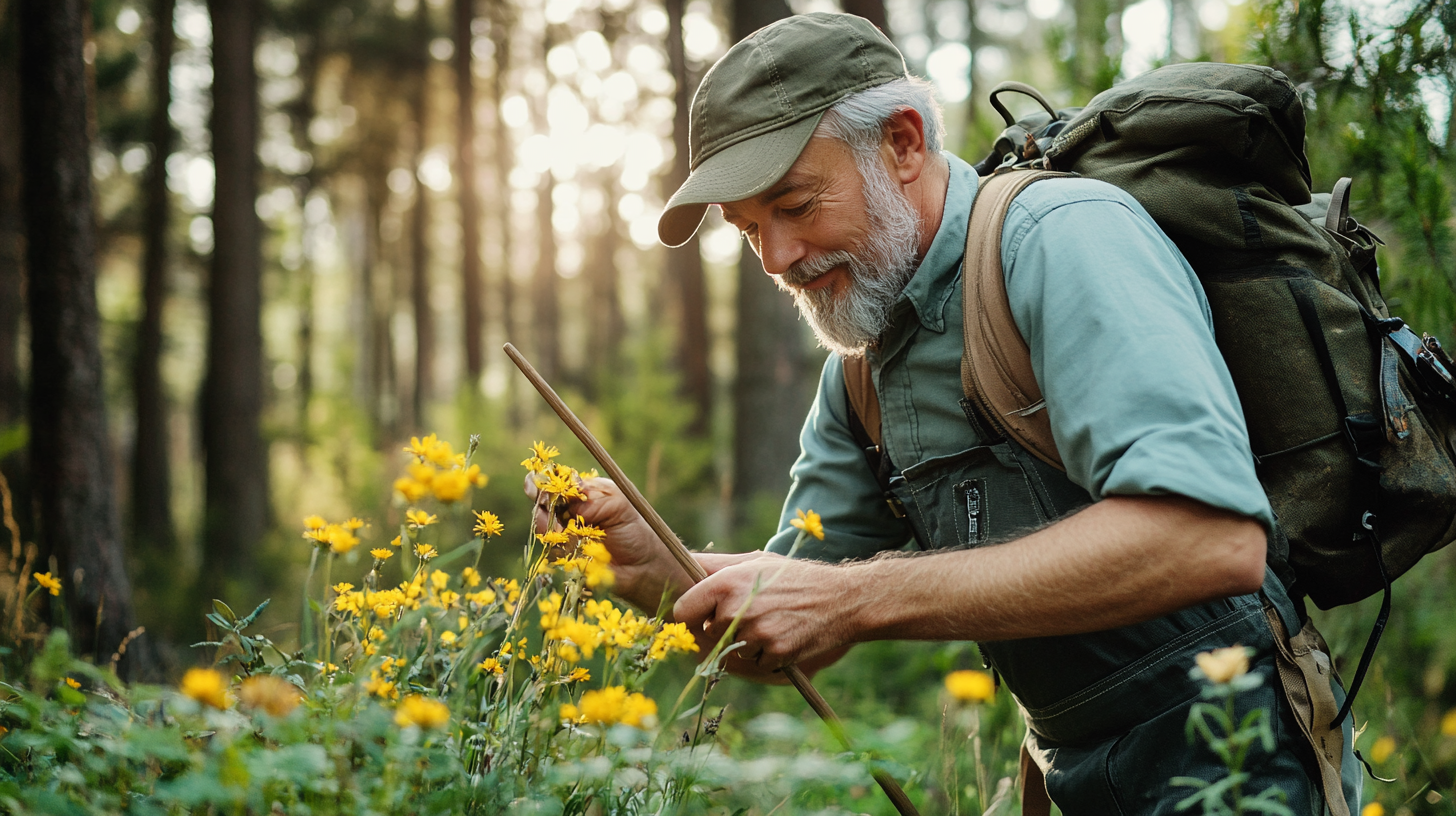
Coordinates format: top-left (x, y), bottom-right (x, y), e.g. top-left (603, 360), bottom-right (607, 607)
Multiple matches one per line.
top-left (960, 169), bottom-right (1073, 471)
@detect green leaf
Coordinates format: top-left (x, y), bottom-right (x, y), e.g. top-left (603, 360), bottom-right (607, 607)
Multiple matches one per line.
top-left (205, 613), bottom-right (232, 631)
top-left (429, 538), bottom-right (483, 571)
top-left (0, 422), bottom-right (25, 461)
top-left (212, 600), bottom-right (238, 624)
top-left (238, 598), bottom-right (271, 629)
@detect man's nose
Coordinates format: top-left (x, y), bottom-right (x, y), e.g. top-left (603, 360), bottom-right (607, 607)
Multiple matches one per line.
top-left (755, 225), bottom-right (805, 278)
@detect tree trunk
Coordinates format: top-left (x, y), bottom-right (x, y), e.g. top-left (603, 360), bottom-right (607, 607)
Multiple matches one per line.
top-left (533, 171), bottom-right (559, 384)
top-left (489, 0), bottom-right (516, 419)
top-left (0, 5), bottom-right (29, 529)
top-left (728, 0), bottom-right (813, 525)
top-left (455, 0), bottom-right (484, 387)
top-left (665, 0), bottom-right (711, 436)
top-left (202, 0), bottom-right (267, 603)
top-left (585, 173), bottom-right (623, 398)
top-left (132, 0), bottom-right (176, 562)
top-left (19, 0), bottom-right (146, 672)
top-left (840, 0), bottom-right (889, 32)
top-left (410, 0), bottom-right (433, 430)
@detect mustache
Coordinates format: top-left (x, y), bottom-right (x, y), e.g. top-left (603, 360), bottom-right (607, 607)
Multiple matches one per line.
top-left (780, 250), bottom-right (856, 287)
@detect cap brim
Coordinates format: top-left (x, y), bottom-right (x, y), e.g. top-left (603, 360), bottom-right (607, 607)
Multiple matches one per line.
top-left (657, 113), bottom-right (824, 247)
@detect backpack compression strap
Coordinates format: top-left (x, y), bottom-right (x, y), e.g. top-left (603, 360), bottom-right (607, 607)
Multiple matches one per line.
top-left (961, 169), bottom-right (1073, 470)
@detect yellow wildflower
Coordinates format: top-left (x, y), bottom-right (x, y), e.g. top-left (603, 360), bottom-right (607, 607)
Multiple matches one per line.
top-left (403, 434), bottom-right (440, 460)
top-left (333, 582), bottom-right (355, 595)
top-left (438, 590), bottom-right (460, 608)
top-left (1362, 805), bottom-right (1385, 816)
top-left (790, 508), bottom-right (825, 541)
top-left (430, 570), bottom-right (449, 591)
top-left (1369, 735), bottom-right (1395, 764)
top-left (406, 509), bottom-right (438, 529)
top-left (537, 530), bottom-right (570, 546)
top-left (1442, 708), bottom-right (1456, 737)
top-left (566, 516), bottom-right (605, 540)
top-left (649, 622), bottom-right (700, 661)
top-left (345, 517), bottom-right (365, 531)
top-left (466, 589), bottom-right (496, 606)
top-left (370, 548), bottom-right (394, 560)
top-left (180, 667), bottom-right (232, 709)
top-left (32, 572), bottom-right (61, 596)
top-left (461, 567), bottom-right (482, 587)
top-left (303, 515), bottom-right (327, 530)
top-left (464, 464), bottom-right (488, 487)
top-left (535, 466), bottom-right (585, 499)
top-left (414, 543), bottom-right (437, 561)
top-left (238, 675), bottom-right (302, 717)
top-left (364, 672), bottom-right (398, 700)
top-left (1194, 646), bottom-right (1250, 684)
top-left (368, 626), bottom-right (385, 641)
top-left (562, 686), bottom-right (657, 727)
top-left (439, 630), bottom-right (458, 647)
top-left (566, 667), bottom-right (590, 682)
top-left (521, 441), bottom-right (560, 472)
top-left (478, 658), bottom-right (504, 675)
top-left (64, 677), bottom-right (81, 689)
top-left (473, 511), bottom-right (504, 538)
top-left (432, 468), bottom-right (470, 503)
top-left (393, 477), bottom-right (429, 503)
top-left (945, 670), bottom-right (995, 702)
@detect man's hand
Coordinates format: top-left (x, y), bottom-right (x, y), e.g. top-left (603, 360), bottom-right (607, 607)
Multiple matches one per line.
top-left (673, 552), bottom-right (854, 682)
top-left (525, 474), bottom-right (695, 612)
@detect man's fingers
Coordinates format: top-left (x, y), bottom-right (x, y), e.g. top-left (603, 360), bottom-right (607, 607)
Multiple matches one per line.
top-left (672, 579), bottom-right (727, 637)
top-left (695, 550), bottom-right (775, 575)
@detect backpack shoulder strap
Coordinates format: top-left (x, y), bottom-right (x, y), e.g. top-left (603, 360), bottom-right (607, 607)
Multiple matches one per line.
top-left (961, 169), bottom-right (1073, 471)
top-left (842, 354), bottom-right (882, 449)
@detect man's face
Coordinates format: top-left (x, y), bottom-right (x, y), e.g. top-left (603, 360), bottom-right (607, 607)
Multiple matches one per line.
top-left (719, 134), bottom-right (922, 357)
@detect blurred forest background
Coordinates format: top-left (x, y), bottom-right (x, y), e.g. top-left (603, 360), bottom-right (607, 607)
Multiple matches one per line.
top-left (1, 0), bottom-right (1454, 706)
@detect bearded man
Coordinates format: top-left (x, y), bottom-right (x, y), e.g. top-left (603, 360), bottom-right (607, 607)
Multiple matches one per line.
top-left (544, 13), bottom-right (1361, 814)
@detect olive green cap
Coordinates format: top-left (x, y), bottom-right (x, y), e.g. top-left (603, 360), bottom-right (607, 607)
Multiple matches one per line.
top-left (657, 13), bottom-right (908, 247)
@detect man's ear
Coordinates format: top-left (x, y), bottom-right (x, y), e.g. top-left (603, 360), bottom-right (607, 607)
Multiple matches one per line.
top-left (879, 108), bottom-right (928, 185)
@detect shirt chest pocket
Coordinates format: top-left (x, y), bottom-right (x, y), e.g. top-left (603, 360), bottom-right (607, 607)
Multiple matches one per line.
top-left (895, 442), bottom-right (1074, 550)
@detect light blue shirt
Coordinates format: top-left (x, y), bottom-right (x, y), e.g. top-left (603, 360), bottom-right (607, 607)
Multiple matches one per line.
top-left (766, 153), bottom-right (1273, 558)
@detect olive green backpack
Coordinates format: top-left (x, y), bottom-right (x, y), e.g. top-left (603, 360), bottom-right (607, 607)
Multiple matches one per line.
top-left (845, 62), bottom-right (1456, 726)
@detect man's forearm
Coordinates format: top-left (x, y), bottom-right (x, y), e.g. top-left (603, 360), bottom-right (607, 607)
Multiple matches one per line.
top-left (840, 495), bottom-right (1267, 644)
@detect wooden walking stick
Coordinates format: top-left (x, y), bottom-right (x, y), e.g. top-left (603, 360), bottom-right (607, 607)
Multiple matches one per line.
top-left (504, 343), bottom-right (921, 816)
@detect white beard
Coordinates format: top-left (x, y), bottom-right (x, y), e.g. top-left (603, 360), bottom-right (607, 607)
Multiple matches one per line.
top-left (777, 147), bottom-right (922, 358)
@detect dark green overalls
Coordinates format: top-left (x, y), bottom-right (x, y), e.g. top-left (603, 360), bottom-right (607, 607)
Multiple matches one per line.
top-left (883, 423), bottom-right (1362, 814)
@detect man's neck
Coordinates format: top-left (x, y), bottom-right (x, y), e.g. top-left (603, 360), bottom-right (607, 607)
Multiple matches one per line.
top-left (906, 153), bottom-right (951, 262)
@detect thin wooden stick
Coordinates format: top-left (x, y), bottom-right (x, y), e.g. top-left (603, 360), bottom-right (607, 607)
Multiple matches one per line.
top-left (504, 343), bottom-right (920, 816)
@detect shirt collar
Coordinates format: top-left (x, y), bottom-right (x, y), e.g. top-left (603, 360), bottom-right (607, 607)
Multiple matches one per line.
top-left (890, 152), bottom-right (979, 335)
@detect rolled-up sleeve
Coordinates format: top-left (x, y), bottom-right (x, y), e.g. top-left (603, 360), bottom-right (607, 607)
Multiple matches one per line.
top-left (765, 355), bottom-right (912, 560)
top-left (1001, 179), bottom-right (1275, 529)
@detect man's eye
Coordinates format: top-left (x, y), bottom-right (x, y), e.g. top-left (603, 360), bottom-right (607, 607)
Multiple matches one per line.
top-left (782, 201), bottom-right (813, 217)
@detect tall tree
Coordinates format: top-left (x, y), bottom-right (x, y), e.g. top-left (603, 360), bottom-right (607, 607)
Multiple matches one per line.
top-left (585, 172), bottom-right (623, 397)
top-left (455, 0), bottom-right (484, 387)
top-left (19, 0), bottom-right (146, 671)
top-left (202, 0), bottom-right (267, 601)
top-left (410, 0), bottom-right (434, 429)
top-left (729, 0), bottom-right (814, 530)
top-left (488, 0), bottom-right (516, 414)
top-left (131, 0), bottom-right (177, 562)
top-left (0, 6), bottom-right (27, 483)
top-left (664, 0), bottom-right (711, 436)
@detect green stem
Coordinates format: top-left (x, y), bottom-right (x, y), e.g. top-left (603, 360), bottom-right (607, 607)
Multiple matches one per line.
top-left (302, 547), bottom-right (320, 654)
top-left (320, 554), bottom-right (334, 667)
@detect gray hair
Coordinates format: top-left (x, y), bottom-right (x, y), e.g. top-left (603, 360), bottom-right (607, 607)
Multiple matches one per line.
top-left (814, 76), bottom-right (946, 157)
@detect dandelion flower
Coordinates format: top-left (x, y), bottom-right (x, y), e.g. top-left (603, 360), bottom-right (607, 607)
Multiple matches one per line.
top-left (180, 667), bottom-right (232, 709)
top-left (63, 677), bottom-right (80, 689)
top-left (238, 674), bottom-right (302, 717)
top-left (333, 582), bottom-right (355, 595)
top-left (32, 572), bottom-right (61, 596)
top-left (1362, 805), bottom-right (1385, 816)
top-left (1194, 646), bottom-right (1249, 684)
top-left (790, 508), bottom-right (825, 541)
top-left (945, 669), bottom-right (995, 702)
top-left (564, 686), bottom-right (657, 727)
top-left (414, 543), bottom-right (437, 561)
top-left (566, 667), bottom-right (590, 682)
top-left (390, 535), bottom-right (403, 548)
top-left (1369, 735), bottom-right (1395, 764)
top-left (438, 630), bottom-right (458, 647)
top-left (406, 509), bottom-right (438, 529)
top-left (370, 548), bottom-right (393, 560)
top-left (461, 567), bottom-right (482, 587)
top-left (303, 515), bottom-right (327, 530)
top-left (473, 511), bottom-right (504, 538)
top-left (464, 464), bottom-right (488, 487)
top-left (537, 530), bottom-right (570, 546)
top-left (478, 658), bottom-right (504, 675)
